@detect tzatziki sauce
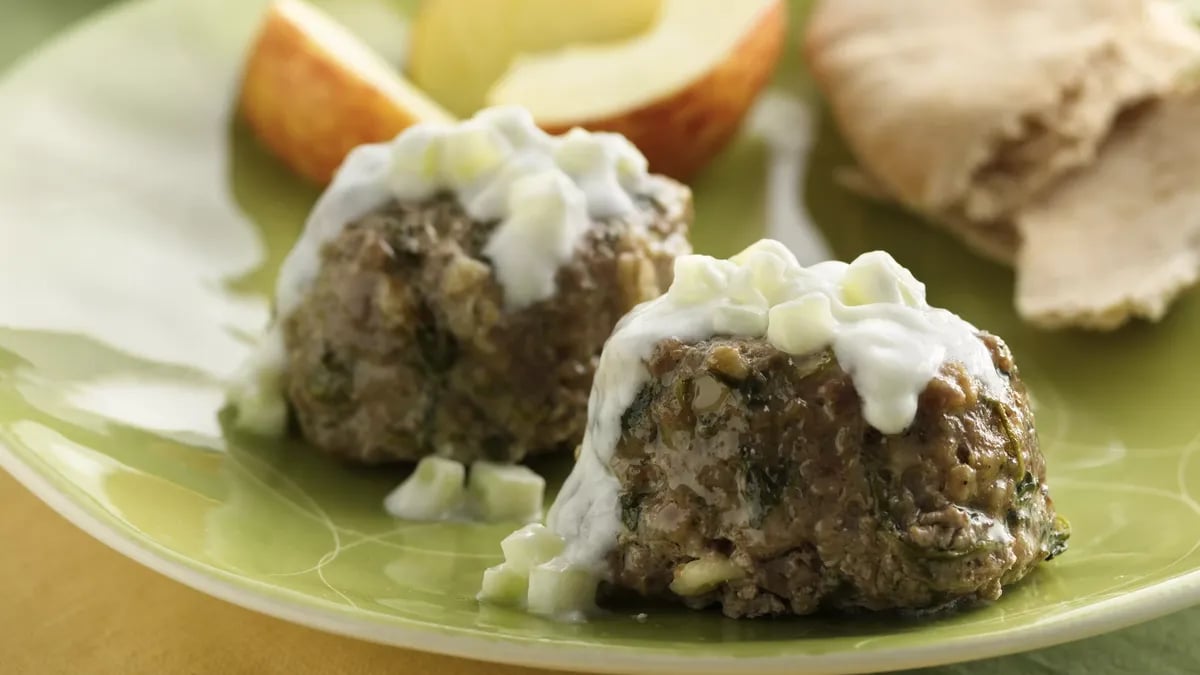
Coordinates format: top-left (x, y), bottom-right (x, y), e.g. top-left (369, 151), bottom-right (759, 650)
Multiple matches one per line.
top-left (532, 239), bottom-right (1008, 616)
top-left (227, 106), bottom-right (652, 435)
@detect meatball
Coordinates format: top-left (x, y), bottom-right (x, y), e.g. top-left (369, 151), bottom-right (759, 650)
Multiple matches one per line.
top-left (283, 181), bottom-right (691, 464)
top-left (606, 333), bottom-right (1068, 617)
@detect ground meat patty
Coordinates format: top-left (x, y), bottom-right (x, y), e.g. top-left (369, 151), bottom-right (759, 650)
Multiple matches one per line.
top-left (607, 334), bottom-right (1068, 617)
top-left (283, 179), bottom-right (691, 464)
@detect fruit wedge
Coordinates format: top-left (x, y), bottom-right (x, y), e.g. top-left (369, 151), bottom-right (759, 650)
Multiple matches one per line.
top-left (409, 0), bottom-right (664, 118)
top-left (487, 0), bottom-right (786, 179)
top-left (239, 0), bottom-right (453, 185)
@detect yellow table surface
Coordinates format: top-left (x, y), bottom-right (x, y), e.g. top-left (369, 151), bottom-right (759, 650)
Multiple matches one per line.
top-left (0, 471), bottom-right (550, 675)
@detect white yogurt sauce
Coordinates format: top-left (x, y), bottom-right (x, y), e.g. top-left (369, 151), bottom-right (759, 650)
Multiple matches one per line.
top-left (542, 239), bottom-right (1008, 603)
top-left (228, 106), bottom-right (651, 434)
top-left (746, 90), bottom-right (832, 266)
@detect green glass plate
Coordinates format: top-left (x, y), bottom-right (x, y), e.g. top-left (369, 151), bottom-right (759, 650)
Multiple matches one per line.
top-left (1, 0), bottom-right (1199, 673)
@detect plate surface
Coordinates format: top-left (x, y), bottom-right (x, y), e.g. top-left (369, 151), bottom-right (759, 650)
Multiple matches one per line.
top-left (1, 1), bottom-right (1199, 673)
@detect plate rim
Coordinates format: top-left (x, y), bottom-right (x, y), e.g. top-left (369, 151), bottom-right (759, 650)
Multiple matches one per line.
top-left (4, 439), bottom-right (1200, 675)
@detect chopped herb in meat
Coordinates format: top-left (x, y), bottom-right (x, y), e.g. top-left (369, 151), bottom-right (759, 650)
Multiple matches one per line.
top-left (282, 181), bottom-right (691, 464)
top-left (606, 335), bottom-right (1066, 618)
top-left (1046, 514), bottom-right (1071, 560)
top-left (620, 492), bottom-right (643, 532)
top-left (740, 445), bottom-right (790, 527)
top-left (621, 383), bottom-right (657, 435)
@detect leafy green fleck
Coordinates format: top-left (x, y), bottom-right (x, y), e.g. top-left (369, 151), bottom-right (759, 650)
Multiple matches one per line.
top-left (983, 395), bottom-right (1025, 480)
top-left (414, 303), bottom-right (458, 373)
top-left (1006, 508), bottom-right (1021, 527)
top-left (740, 446), bottom-right (790, 527)
top-left (1015, 471), bottom-right (1037, 498)
top-left (734, 373), bottom-right (772, 407)
top-left (619, 492), bottom-right (643, 532)
top-left (1006, 472), bottom-right (1039, 527)
top-left (620, 384), bottom-right (655, 433)
top-left (1046, 514), bottom-right (1071, 560)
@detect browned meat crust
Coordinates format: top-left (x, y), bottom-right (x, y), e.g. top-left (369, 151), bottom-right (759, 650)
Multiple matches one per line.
top-left (284, 179), bottom-right (691, 464)
top-left (608, 334), bottom-right (1067, 617)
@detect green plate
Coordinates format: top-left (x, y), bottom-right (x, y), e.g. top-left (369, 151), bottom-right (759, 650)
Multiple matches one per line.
top-left (2, 0), bottom-right (1199, 673)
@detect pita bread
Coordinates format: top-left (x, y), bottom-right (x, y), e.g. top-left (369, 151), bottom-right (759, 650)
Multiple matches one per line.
top-left (806, 0), bottom-right (1200, 259)
top-left (1016, 89), bottom-right (1200, 329)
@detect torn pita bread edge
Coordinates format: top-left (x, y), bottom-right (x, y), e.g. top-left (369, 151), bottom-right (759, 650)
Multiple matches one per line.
top-left (1017, 259), bottom-right (1199, 331)
top-left (1014, 84), bottom-right (1200, 331)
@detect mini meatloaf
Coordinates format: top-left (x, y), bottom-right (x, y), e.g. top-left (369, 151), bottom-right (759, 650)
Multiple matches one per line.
top-left (606, 334), bottom-right (1068, 617)
top-left (282, 181), bottom-right (691, 465)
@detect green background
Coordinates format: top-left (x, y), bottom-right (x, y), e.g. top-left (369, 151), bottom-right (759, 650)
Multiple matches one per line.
top-left (0, 0), bottom-right (1198, 672)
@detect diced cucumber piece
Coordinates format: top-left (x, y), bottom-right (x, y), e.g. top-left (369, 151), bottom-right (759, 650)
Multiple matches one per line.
top-left (768, 293), bottom-right (837, 356)
top-left (477, 563), bottom-right (528, 606)
top-left (669, 556), bottom-right (744, 597)
top-left (731, 240), bottom-right (798, 305)
top-left (468, 461), bottom-right (545, 522)
top-left (500, 524), bottom-right (565, 573)
top-left (383, 456), bottom-right (466, 521)
top-left (231, 386), bottom-right (288, 437)
top-left (526, 558), bottom-right (597, 618)
top-left (713, 303), bottom-right (768, 338)
top-left (840, 250), bottom-right (924, 307)
top-left (440, 123), bottom-right (508, 187)
top-left (668, 255), bottom-right (734, 304)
